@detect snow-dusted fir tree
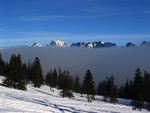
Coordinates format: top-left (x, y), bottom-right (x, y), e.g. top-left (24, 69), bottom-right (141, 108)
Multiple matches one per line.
top-left (132, 68), bottom-right (144, 111)
top-left (60, 70), bottom-right (74, 99)
top-left (0, 53), bottom-right (5, 75)
top-left (73, 75), bottom-right (81, 93)
top-left (31, 57), bottom-right (44, 88)
top-left (52, 68), bottom-right (57, 87)
top-left (82, 69), bottom-right (95, 102)
top-left (3, 54), bottom-right (27, 90)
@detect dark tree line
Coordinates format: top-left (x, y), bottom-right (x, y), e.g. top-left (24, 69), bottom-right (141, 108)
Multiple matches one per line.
top-left (0, 53), bottom-right (44, 90)
top-left (45, 68), bottom-right (96, 102)
top-left (97, 75), bottom-right (118, 104)
top-left (97, 68), bottom-right (150, 111)
top-left (45, 67), bottom-right (79, 99)
top-left (0, 53), bottom-right (95, 102)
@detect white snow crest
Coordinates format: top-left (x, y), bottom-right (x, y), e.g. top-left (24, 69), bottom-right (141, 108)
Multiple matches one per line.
top-left (50, 40), bottom-right (69, 47)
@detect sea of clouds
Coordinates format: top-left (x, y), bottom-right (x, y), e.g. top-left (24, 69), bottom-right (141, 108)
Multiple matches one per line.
top-left (1, 46), bottom-right (150, 86)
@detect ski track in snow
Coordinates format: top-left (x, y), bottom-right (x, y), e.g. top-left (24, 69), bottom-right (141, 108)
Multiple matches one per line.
top-left (0, 76), bottom-right (148, 113)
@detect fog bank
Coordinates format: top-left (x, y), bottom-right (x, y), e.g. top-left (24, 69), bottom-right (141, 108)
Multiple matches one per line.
top-left (1, 46), bottom-right (150, 86)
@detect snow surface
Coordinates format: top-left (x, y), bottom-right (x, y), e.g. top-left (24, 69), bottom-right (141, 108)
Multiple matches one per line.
top-left (0, 76), bottom-right (148, 113)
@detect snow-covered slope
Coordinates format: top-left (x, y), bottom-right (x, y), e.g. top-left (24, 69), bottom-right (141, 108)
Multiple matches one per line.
top-left (0, 76), bottom-right (147, 113)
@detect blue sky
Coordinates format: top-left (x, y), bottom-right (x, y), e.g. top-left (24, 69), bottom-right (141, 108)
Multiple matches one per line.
top-left (0, 0), bottom-right (150, 47)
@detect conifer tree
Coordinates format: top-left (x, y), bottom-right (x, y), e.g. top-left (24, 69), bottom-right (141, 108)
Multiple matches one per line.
top-left (57, 66), bottom-right (63, 89)
top-left (27, 60), bottom-right (32, 82)
top-left (60, 70), bottom-right (74, 99)
top-left (110, 85), bottom-right (118, 104)
top-left (124, 79), bottom-right (130, 99)
top-left (119, 85), bottom-right (124, 98)
top-left (22, 63), bottom-right (28, 82)
top-left (97, 80), bottom-right (107, 96)
top-left (82, 69), bottom-right (95, 102)
top-left (99, 75), bottom-right (118, 104)
top-left (129, 80), bottom-right (134, 99)
top-left (16, 54), bottom-right (27, 90)
top-left (32, 57), bottom-right (44, 88)
top-left (0, 53), bottom-right (5, 75)
top-left (52, 68), bottom-right (57, 87)
top-left (132, 68), bottom-right (144, 110)
top-left (106, 75), bottom-right (118, 104)
top-left (148, 100), bottom-right (150, 111)
top-left (132, 93), bottom-right (144, 111)
top-left (45, 69), bottom-right (51, 85)
top-left (3, 54), bottom-right (27, 90)
top-left (133, 68), bottom-right (143, 100)
top-left (143, 71), bottom-right (150, 102)
top-left (73, 75), bottom-right (81, 93)
top-left (45, 69), bottom-right (53, 91)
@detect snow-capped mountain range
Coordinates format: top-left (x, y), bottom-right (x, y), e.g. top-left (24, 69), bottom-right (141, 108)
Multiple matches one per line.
top-left (31, 40), bottom-right (150, 48)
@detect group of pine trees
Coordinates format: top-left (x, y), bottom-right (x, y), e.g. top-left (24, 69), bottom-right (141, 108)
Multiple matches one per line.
top-left (0, 53), bottom-right (96, 102)
top-left (0, 53), bottom-right (44, 90)
top-left (97, 68), bottom-right (150, 111)
top-left (97, 75), bottom-right (118, 104)
top-left (45, 68), bottom-right (96, 102)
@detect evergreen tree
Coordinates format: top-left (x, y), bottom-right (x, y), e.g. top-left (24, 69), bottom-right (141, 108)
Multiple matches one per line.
top-left (45, 69), bottom-right (53, 90)
top-left (57, 66), bottom-right (63, 89)
top-left (143, 71), bottom-right (150, 102)
top-left (132, 68), bottom-right (144, 110)
top-left (110, 85), bottom-right (119, 104)
top-left (49, 69), bottom-right (53, 91)
top-left (0, 53), bottom-right (5, 75)
top-left (97, 80), bottom-right (107, 96)
top-left (82, 69), bottom-right (95, 102)
top-left (148, 100), bottom-right (150, 111)
top-left (129, 80), bottom-right (134, 99)
top-left (143, 71), bottom-right (150, 110)
top-left (119, 85), bottom-right (124, 98)
top-left (32, 57), bottom-right (44, 88)
top-left (132, 93), bottom-right (144, 111)
top-left (99, 75), bottom-right (118, 104)
top-left (73, 75), bottom-right (81, 93)
top-left (124, 79), bottom-right (130, 99)
top-left (16, 54), bottom-right (27, 90)
top-left (22, 63), bottom-right (28, 82)
top-left (52, 68), bottom-right (57, 87)
top-left (60, 70), bottom-right (74, 99)
top-left (45, 69), bottom-right (51, 85)
top-left (133, 68), bottom-right (143, 100)
top-left (27, 60), bottom-right (32, 82)
top-left (107, 75), bottom-right (118, 104)
top-left (3, 54), bottom-right (27, 90)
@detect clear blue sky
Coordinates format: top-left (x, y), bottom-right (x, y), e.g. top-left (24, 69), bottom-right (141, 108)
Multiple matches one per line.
top-left (0, 0), bottom-right (150, 47)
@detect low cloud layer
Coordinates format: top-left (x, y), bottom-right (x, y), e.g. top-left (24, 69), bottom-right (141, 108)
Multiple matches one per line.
top-left (1, 46), bottom-right (150, 86)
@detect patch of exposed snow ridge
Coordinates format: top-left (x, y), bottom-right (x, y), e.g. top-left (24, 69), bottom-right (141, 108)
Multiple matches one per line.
top-left (50, 40), bottom-right (69, 47)
top-left (32, 42), bottom-right (42, 47)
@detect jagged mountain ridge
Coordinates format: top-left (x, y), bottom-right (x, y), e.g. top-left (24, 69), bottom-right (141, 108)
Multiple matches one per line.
top-left (71, 41), bottom-right (116, 48)
top-left (31, 40), bottom-right (150, 48)
top-left (50, 40), bottom-right (69, 47)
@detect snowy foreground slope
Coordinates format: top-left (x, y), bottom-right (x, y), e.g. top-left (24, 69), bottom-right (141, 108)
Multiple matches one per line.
top-left (0, 76), bottom-right (148, 113)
